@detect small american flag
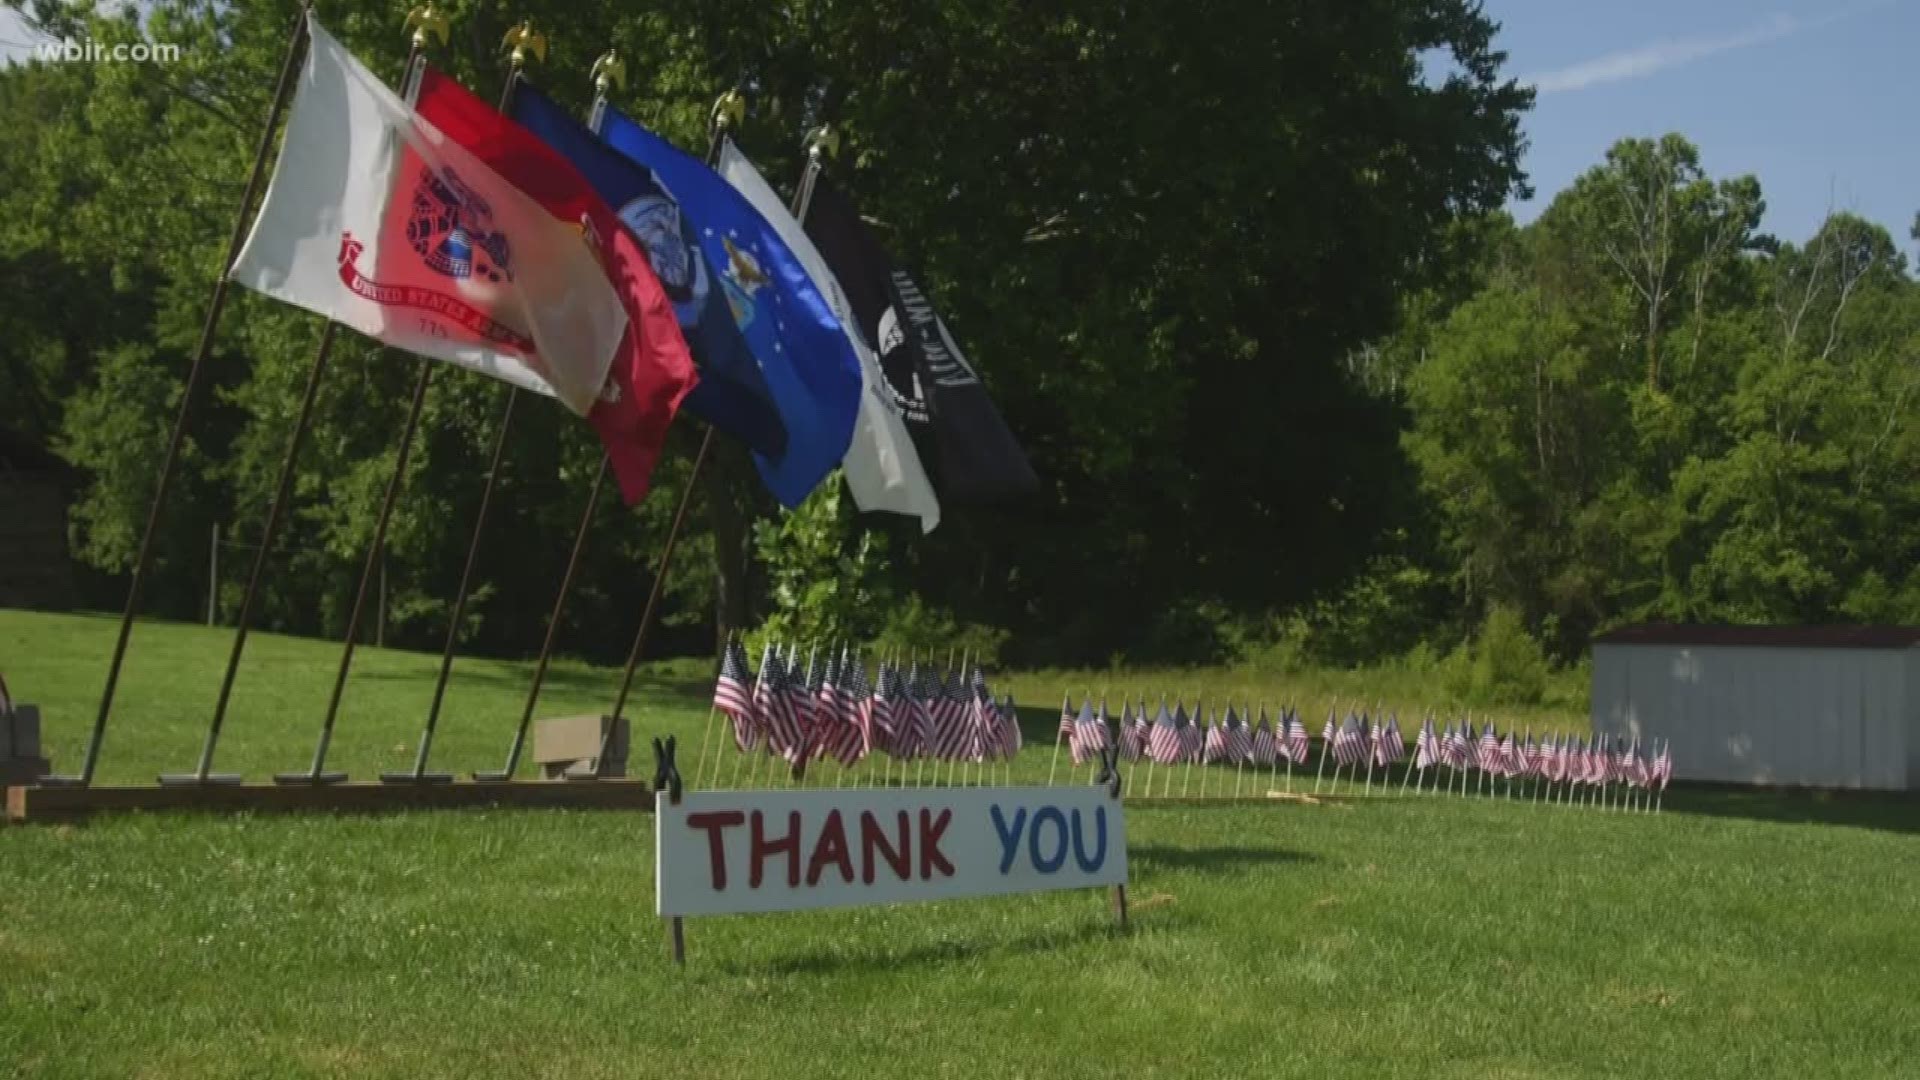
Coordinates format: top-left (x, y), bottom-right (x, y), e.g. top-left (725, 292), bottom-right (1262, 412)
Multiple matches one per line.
top-left (1333, 716), bottom-right (1366, 766)
top-left (1321, 709), bottom-right (1337, 754)
top-left (867, 661), bottom-right (896, 757)
top-left (929, 666), bottom-right (972, 761)
top-left (713, 638), bottom-right (755, 750)
top-left (1057, 693), bottom-right (1077, 742)
top-left (967, 666), bottom-right (996, 762)
top-left (1414, 717), bottom-right (1438, 769)
top-left (1177, 703), bottom-right (1203, 763)
top-left (1222, 705), bottom-right (1253, 763)
top-left (1285, 709), bottom-right (1309, 764)
top-left (1067, 699), bottom-right (1098, 766)
top-left (1248, 708), bottom-right (1278, 766)
top-left (997, 692), bottom-right (1022, 758)
top-left (1147, 699), bottom-right (1183, 765)
top-left (1377, 716), bottom-right (1403, 766)
top-left (1652, 741), bottom-right (1672, 789)
top-left (1200, 709), bottom-right (1229, 764)
top-left (757, 647), bottom-right (801, 762)
top-left (829, 654), bottom-right (873, 765)
top-left (1478, 723), bottom-right (1501, 772)
top-left (1123, 701), bottom-right (1151, 762)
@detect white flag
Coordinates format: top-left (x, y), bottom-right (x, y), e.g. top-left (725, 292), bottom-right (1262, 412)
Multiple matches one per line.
top-left (229, 17), bottom-right (625, 416)
top-left (717, 143), bottom-right (941, 533)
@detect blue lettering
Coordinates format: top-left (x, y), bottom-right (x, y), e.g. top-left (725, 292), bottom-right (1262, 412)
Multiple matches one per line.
top-left (1029, 806), bottom-right (1069, 874)
top-left (1071, 807), bottom-right (1108, 872)
top-left (990, 805), bottom-right (1026, 874)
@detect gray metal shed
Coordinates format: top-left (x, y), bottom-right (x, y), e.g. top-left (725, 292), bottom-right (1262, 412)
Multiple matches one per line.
top-left (1590, 625), bottom-right (1920, 791)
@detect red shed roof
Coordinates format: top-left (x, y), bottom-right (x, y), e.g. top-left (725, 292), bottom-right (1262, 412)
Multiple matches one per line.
top-left (1593, 624), bottom-right (1920, 649)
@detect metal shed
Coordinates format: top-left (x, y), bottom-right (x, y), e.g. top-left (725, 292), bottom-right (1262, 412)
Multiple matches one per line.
top-left (1590, 625), bottom-right (1920, 790)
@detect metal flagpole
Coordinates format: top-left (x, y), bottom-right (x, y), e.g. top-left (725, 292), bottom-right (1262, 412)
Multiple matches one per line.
top-left (279, 361), bottom-right (433, 785)
top-left (474, 49), bottom-right (632, 784)
top-left (593, 87), bottom-right (747, 775)
top-left (382, 19), bottom-right (546, 785)
top-left (161, 319), bottom-right (340, 787)
top-left (44, 1), bottom-right (315, 789)
top-left (1047, 691), bottom-right (1067, 786)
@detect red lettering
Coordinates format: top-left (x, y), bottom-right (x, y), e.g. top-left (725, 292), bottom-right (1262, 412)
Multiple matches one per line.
top-left (685, 811), bottom-right (744, 891)
top-left (918, 808), bottom-right (954, 879)
top-left (806, 809), bottom-right (855, 886)
top-left (860, 810), bottom-right (912, 884)
top-left (750, 810), bottom-right (802, 888)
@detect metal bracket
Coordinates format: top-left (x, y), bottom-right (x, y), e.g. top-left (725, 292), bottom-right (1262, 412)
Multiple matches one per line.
top-left (652, 735), bottom-right (681, 803)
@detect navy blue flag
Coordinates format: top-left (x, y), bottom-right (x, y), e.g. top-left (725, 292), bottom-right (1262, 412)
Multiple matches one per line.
top-left (594, 107), bottom-right (861, 508)
top-left (507, 85), bottom-right (787, 463)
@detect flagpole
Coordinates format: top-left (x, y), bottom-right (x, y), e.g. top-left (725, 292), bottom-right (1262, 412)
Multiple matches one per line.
top-left (382, 20), bottom-right (547, 785)
top-left (593, 90), bottom-right (745, 776)
top-left (44, 1), bottom-right (315, 789)
top-left (693, 630), bottom-right (732, 789)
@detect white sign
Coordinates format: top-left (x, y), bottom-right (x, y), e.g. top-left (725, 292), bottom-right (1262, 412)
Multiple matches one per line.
top-left (656, 785), bottom-right (1128, 917)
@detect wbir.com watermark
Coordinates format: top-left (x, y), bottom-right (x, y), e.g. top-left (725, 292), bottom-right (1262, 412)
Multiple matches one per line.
top-left (34, 39), bottom-right (182, 63)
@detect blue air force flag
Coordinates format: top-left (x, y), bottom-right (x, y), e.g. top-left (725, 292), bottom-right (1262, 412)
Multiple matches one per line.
top-left (593, 108), bottom-right (860, 509)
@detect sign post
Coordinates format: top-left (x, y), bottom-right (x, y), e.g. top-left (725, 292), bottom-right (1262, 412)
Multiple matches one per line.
top-left (656, 784), bottom-right (1128, 959)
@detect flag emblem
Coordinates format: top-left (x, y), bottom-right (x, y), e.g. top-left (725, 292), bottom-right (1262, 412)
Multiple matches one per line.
top-left (407, 164), bottom-right (512, 283)
top-left (616, 194), bottom-right (709, 320)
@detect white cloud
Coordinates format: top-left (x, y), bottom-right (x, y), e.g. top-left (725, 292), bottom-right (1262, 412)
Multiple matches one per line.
top-left (1521, 5), bottom-right (1884, 94)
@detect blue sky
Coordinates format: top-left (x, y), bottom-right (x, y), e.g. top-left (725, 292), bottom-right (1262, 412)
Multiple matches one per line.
top-left (5, 1), bottom-right (1914, 256)
top-left (1492, 0), bottom-right (1916, 254)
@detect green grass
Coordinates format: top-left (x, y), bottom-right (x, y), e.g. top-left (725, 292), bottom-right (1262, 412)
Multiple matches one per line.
top-left (4, 609), bottom-right (1920, 1078)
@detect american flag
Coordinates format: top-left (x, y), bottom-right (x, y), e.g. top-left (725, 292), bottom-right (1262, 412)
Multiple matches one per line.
top-left (1122, 700), bottom-right (1151, 762)
top-left (1494, 733), bottom-right (1517, 777)
top-left (826, 654), bottom-right (872, 766)
top-left (1414, 717), bottom-right (1437, 769)
top-left (1066, 699), bottom-right (1097, 766)
top-left (1222, 705), bottom-right (1253, 763)
top-left (1200, 708), bottom-right (1228, 764)
top-left (1652, 741), bottom-right (1672, 789)
top-left (1478, 723), bottom-right (1501, 772)
top-left (1057, 693), bottom-right (1077, 744)
top-left (1073, 697), bottom-right (1113, 765)
top-left (895, 661), bottom-right (935, 761)
top-left (1248, 708), bottom-right (1279, 766)
top-left (757, 648), bottom-right (802, 762)
top-left (927, 666), bottom-right (972, 761)
top-left (1377, 715), bottom-right (1403, 766)
top-left (786, 647), bottom-right (822, 767)
top-left (1333, 716), bottom-right (1366, 766)
top-left (1321, 709), bottom-right (1337, 755)
top-left (1177, 702), bottom-right (1204, 763)
top-left (1285, 708), bottom-right (1309, 764)
top-left (967, 666), bottom-right (997, 762)
top-left (1550, 734), bottom-right (1571, 783)
top-left (712, 639), bottom-right (757, 752)
top-left (1441, 722), bottom-right (1464, 769)
top-left (1146, 699), bottom-right (1183, 765)
top-left (868, 661), bottom-right (899, 757)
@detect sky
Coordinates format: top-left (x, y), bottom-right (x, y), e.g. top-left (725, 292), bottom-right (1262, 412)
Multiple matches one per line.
top-left (4, 0), bottom-right (1915, 254)
top-left (1491, 0), bottom-right (1917, 254)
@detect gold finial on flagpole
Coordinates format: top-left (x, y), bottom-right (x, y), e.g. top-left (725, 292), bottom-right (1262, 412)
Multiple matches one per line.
top-left (804, 123), bottom-right (841, 162)
top-left (403, 4), bottom-right (450, 49)
top-left (590, 49), bottom-right (626, 96)
top-left (501, 20), bottom-right (547, 68)
top-left (710, 87), bottom-right (746, 133)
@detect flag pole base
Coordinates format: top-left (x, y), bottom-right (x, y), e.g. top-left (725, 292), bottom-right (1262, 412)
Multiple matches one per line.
top-left (271, 770), bottom-right (349, 786)
top-left (157, 773), bottom-right (244, 787)
top-left (471, 770), bottom-right (513, 783)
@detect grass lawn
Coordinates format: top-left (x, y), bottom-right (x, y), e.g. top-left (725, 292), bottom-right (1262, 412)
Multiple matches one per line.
top-left (4, 608), bottom-right (1920, 1078)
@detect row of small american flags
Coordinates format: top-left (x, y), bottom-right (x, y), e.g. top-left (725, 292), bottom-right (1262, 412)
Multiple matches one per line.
top-left (699, 638), bottom-right (1020, 787)
top-left (1405, 715), bottom-right (1674, 810)
top-left (1050, 697), bottom-right (1674, 810)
